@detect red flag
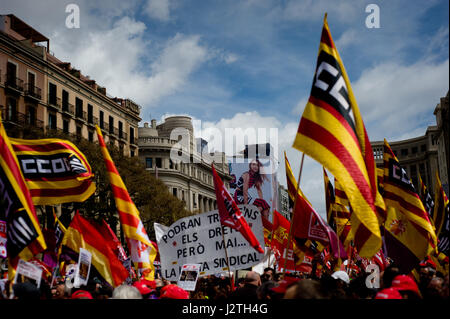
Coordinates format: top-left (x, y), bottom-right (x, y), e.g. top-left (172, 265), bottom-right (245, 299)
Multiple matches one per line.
top-left (271, 210), bottom-right (296, 270)
top-left (212, 164), bottom-right (264, 254)
top-left (293, 192), bottom-right (347, 259)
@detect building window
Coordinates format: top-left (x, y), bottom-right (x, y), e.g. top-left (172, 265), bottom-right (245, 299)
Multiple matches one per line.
top-left (421, 144), bottom-right (426, 152)
top-left (49, 83), bottom-right (57, 105)
top-left (76, 126), bottom-right (82, 138)
top-left (156, 158), bottom-right (162, 168)
top-left (63, 119), bottom-right (69, 133)
top-left (401, 149), bottom-right (408, 156)
top-left (48, 113), bottom-right (57, 130)
top-left (412, 146), bottom-right (418, 154)
top-left (130, 150), bottom-right (135, 157)
top-left (109, 116), bottom-right (114, 134)
top-left (88, 104), bottom-right (93, 123)
top-left (99, 110), bottom-right (104, 129)
top-left (119, 121), bottom-right (123, 138)
top-left (130, 127), bottom-right (135, 144)
top-left (88, 130), bottom-right (94, 142)
top-left (27, 106), bottom-right (36, 125)
top-left (62, 90), bottom-right (69, 111)
top-left (173, 188), bottom-right (177, 197)
top-left (75, 97), bottom-right (83, 118)
top-left (6, 98), bottom-right (17, 122)
top-left (169, 159), bottom-right (174, 169)
top-left (6, 61), bottom-right (18, 85)
top-left (146, 158), bottom-right (153, 168)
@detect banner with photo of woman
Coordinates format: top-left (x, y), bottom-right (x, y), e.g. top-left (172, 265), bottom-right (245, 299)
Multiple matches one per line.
top-left (228, 157), bottom-right (278, 223)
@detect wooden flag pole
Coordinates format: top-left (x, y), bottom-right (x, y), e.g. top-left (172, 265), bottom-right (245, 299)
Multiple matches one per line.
top-left (282, 152), bottom-right (305, 279)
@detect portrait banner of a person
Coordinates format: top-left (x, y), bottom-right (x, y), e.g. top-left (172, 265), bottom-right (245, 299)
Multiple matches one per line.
top-left (229, 158), bottom-right (276, 222)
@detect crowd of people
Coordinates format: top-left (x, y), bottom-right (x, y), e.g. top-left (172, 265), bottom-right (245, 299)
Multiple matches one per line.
top-left (1, 258), bottom-right (448, 300)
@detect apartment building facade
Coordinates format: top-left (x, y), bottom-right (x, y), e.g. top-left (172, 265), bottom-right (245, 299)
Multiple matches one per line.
top-left (138, 116), bottom-right (232, 213)
top-left (0, 14), bottom-right (140, 156)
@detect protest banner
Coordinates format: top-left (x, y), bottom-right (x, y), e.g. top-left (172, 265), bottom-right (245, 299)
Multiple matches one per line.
top-left (13, 259), bottom-right (43, 288)
top-left (154, 205), bottom-right (264, 281)
top-left (74, 248), bottom-right (92, 288)
top-left (177, 264), bottom-right (201, 291)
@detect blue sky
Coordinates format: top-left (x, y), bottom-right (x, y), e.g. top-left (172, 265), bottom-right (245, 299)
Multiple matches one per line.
top-left (3, 0), bottom-right (448, 217)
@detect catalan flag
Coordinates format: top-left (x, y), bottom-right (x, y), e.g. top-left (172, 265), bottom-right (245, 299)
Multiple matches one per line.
top-left (292, 14), bottom-right (385, 258)
top-left (9, 138), bottom-right (95, 205)
top-left (382, 139), bottom-right (437, 273)
top-left (0, 114), bottom-right (47, 280)
top-left (419, 174), bottom-right (434, 217)
top-left (433, 171), bottom-right (449, 256)
top-left (60, 212), bottom-right (129, 287)
top-left (95, 126), bottom-right (157, 280)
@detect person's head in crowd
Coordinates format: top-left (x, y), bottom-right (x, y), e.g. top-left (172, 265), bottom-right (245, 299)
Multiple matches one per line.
top-left (12, 281), bottom-right (40, 300)
top-left (374, 287), bottom-right (403, 299)
top-left (133, 280), bottom-right (156, 299)
top-left (262, 267), bottom-right (275, 282)
top-left (380, 265), bottom-right (400, 288)
top-left (112, 284), bottom-right (142, 299)
top-left (237, 277), bottom-right (246, 289)
top-left (71, 289), bottom-right (93, 299)
top-left (391, 275), bottom-right (422, 299)
top-left (418, 260), bottom-right (436, 291)
top-left (159, 284), bottom-right (189, 299)
top-left (423, 276), bottom-right (445, 299)
top-left (270, 276), bottom-right (300, 298)
top-left (245, 271), bottom-right (261, 287)
top-left (348, 273), bottom-right (377, 299)
top-left (284, 279), bottom-right (325, 299)
top-left (331, 271), bottom-right (350, 288)
top-left (256, 280), bottom-right (278, 299)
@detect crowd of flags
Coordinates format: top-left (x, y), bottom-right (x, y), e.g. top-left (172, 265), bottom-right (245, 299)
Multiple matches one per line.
top-left (0, 13), bottom-right (448, 295)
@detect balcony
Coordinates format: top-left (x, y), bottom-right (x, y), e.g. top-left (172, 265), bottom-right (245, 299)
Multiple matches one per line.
top-left (62, 102), bottom-right (75, 116)
top-left (48, 95), bottom-right (61, 111)
top-left (5, 75), bottom-right (24, 93)
top-left (25, 83), bottom-right (42, 101)
top-left (75, 110), bottom-right (87, 122)
top-left (1, 109), bottom-right (44, 129)
top-left (87, 115), bottom-right (98, 127)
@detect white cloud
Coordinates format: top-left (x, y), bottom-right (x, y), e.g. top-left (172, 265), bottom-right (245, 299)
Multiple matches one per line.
top-left (353, 58), bottom-right (449, 141)
top-left (51, 17), bottom-right (209, 107)
top-left (144, 0), bottom-right (171, 22)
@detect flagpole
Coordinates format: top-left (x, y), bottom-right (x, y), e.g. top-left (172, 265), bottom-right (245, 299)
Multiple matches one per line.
top-left (221, 225), bottom-right (233, 288)
top-left (335, 209), bottom-right (341, 270)
top-left (282, 152), bottom-right (305, 279)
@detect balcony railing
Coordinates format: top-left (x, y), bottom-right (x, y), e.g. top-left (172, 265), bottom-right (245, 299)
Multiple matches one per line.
top-left (5, 75), bottom-right (24, 92)
top-left (62, 102), bottom-right (75, 116)
top-left (1, 109), bottom-right (44, 128)
top-left (75, 110), bottom-right (87, 122)
top-left (48, 95), bottom-right (61, 110)
top-left (25, 83), bottom-right (42, 100)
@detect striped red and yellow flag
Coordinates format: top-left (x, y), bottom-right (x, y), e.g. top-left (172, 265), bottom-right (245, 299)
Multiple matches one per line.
top-left (61, 212), bottom-right (129, 287)
top-left (419, 173), bottom-right (434, 217)
top-left (95, 126), bottom-right (157, 280)
top-left (382, 139), bottom-right (437, 272)
top-left (292, 15), bottom-right (385, 258)
top-left (9, 138), bottom-right (95, 205)
top-left (433, 171), bottom-right (449, 256)
top-left (323, 169), bottom-right (353, 250)
top-left (284, 151), bottom-right (310, 205)
top-left (323, 168), bottom-right (335, 226)
top-left (0, 114), bottom-right (46, 280)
